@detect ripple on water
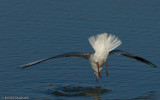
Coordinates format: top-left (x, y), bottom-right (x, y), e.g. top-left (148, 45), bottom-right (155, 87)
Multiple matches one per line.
top-left (45, 83), bottom-right (110, 97)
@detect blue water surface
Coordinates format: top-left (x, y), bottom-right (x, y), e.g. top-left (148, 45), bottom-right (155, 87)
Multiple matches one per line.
top-left (0, 0), bottom-right (160, 100)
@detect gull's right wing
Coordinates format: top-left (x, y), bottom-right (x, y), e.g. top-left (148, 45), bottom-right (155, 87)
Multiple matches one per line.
top-left (109, 50), bottom-right (157, 68)
top-left (19, 52), bottom-right (91, 69)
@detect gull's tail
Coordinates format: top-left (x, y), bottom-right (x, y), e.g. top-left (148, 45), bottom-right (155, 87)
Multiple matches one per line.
top-left (88, 33), bottom-right (122, 58)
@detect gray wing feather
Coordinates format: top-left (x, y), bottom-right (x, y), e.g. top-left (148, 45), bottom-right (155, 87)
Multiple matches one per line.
top-left (109, 50), bottom-right (157, 68)
top-left (19, 52), bottom-right (90, 69)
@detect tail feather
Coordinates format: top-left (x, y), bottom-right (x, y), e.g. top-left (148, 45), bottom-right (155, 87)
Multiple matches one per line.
top-left (88, 33), bottom-right (121, 58)
top-left (109, 35), bottom-right (122, 51)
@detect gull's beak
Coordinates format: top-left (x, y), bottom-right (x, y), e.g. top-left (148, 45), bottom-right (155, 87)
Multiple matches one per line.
top-left (94, 72), bottom-right (99, 82)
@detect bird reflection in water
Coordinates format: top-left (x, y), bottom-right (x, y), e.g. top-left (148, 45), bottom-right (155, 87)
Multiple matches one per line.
top-left (47, 84), bottom-right (109, 100)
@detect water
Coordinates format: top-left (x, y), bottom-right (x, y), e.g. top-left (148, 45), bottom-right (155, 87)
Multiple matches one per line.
top-left (0, 0), bottom-right (160, 100)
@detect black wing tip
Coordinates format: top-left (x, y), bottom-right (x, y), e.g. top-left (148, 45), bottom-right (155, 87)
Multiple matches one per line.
top-left (150, 63), bottom-right (158, 68)
top-left (134, 56), bottom-right (158, 68)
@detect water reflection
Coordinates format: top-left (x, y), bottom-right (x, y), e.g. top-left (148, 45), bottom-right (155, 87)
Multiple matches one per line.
top-left (45, 83), bottom-right (110, 100)
top-left (39, 83), bottom-right (160, 100)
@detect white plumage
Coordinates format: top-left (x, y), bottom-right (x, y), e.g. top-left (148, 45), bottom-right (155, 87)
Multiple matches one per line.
top-left (88, 33), bottom-right (121, 79)
top-left (88, 33), bottom-right (121, 62)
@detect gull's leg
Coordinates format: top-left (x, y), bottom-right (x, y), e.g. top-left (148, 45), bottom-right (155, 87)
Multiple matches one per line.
top-left (106, 61), bottom-right (109, 76)
top-left (97, 62), bottom-right (101, 78)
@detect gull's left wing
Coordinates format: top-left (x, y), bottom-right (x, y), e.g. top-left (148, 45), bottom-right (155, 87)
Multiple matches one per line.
top-left (109, 50), bottom-right (157, 68)
top-left (19, 52), bottom-right (91, 69)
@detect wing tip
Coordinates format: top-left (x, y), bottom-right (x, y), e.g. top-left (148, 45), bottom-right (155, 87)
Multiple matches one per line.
top-left (18, 65), bottom-right (29, 69)
top-left (18, 63), bottom-right (36, 69)
top-left (150, 63), bottom-right (158, 68)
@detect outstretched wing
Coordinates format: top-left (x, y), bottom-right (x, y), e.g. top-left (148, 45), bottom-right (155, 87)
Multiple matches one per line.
top-left (19, 52), bottom-right (90, 69)
top-left (109, 50), bottom-right (157, 68)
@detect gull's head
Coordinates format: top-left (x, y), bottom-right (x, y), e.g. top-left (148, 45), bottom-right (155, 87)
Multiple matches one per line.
top-left (90, 60), bottom-right (104, 78)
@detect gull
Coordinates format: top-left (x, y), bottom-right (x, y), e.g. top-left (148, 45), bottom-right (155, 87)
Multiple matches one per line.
top-left (19, 33), bottom-right (157, 81)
